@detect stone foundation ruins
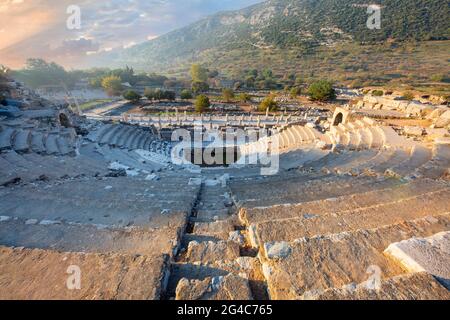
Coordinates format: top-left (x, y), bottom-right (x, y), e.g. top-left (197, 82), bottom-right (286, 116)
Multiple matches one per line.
top-left (0, 76), bottom-right (449, 300)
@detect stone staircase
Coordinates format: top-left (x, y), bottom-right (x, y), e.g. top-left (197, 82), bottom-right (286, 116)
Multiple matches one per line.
top-left (166, 180), bottom-right (268, 300)
top-left (87, 123), bottom-right (171, 157)
top-left (0, 173), bottom-right (201, 299)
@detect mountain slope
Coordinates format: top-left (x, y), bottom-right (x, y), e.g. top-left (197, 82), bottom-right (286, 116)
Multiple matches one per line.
top-left (100, 0), bottom-right (450, 71)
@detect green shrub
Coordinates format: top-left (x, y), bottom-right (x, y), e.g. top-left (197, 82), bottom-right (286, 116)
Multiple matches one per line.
top-left (180, 89), bottom-right (193, 100)
top-left (307, 80), bottom-right (336, 101)
top-left (123, 90), bottom-right (141, 103)
top-left (195, 95), bottom-right (210, 113)
top-left (401, 91), bottom-right (415, 101)
top-left (372, 90), bottom-right (384, 96)
top-left (192, 81), bottom-right (209, 94)
top-left (258, 97), bottom-right (278, 112)
top-left (101, 75), bottom-right (123, 96)
top-left (237, 93), bottom-right (251, 103)
top-left (430, 74), bottom-right (445, 82)
top-left (290, 87), bottom-right (302, 98)
top-left (222, 88), bottom-right (235, 102)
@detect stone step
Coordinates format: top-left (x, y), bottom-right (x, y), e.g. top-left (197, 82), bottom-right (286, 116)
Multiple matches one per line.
top-left (369, 148), bottom-right (411, 174)
top-left (0, 155), bottom-right (21, 186)
top-left (56, 136), bottom-right (72, 155)
top-left (413, 143), bottom-right (450, 179)
top-left (260, 214), bottom-right (450, 299)
top-left (44, 134), bottom-right (60, 155)
top-left (386, 145), bottom-right (432, 177)
top-left (0, 245), bottom-right (170, 300)
top-left (302, 272), bottom-right (450, 300)
top-left (385, 231), bottom-right (450, 290)
top-left (0, 127), bottom-right (14, 150)
top-left (170, 263), bottom-right (253, 300)
top-left (116, 126), bottom-right (133, 147)
top-left (123, 130), bottom-right (139, 150)
top-left (183, 240), bottom-right (240, 264)
top-left (193, 220), bottom-right (236, 240)
top-left (358, 128), bottom-right (372, 149)
top-left (240, 179), bottom-right (445, 225)
top-left (280, 148), bottom-right (328, 171)
top-left (12, 130), bottom-right (30, 153)
top-left (87, 124), bottom-right (113, 142)
top-left (236, 177), bottom-right (400, 208)
top-left (368, 126), bottom-right (384, 148)
top-left (30, 131), bottom-right (46, 153)
top-left (20, 153), bottom-right (79, 179)
top-left (0, 216), bottom-right (183, 259)
top-left (99, 124), bottom-right (123, 145)
top-left (252, 189), bottom-right (450, 245)
top-left (109, 126), bottom-right (127, 146)
top-left (352, 148), bottom-right (396, 173)
top-left (331, 150), bottom-right (380, 173)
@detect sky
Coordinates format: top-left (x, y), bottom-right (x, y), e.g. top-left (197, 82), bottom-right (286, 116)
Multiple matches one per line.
top-left (0, 0), bottom-right (262, 69)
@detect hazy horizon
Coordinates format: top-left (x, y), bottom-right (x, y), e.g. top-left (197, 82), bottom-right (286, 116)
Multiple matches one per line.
top-left (0, 0), bottom-right (263, 70)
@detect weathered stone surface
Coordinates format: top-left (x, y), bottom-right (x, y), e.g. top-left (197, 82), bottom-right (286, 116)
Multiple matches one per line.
top-left (175, 274), bottom-right (253, 300)
top-left (435, 110), bottom-right (450, 128)
top-left (261, 214), bottom-right (450, 300)
top-left (404, 126), bottom-right (424, 136)
top-left (264, 241), bottom-right (292, 260)
top-left (303, 272), bottom-right (450, 300)
top-left (0, 246), bottom-right (169, 300)
top-left (186, 240), bottom-right (240, 263)
top-left (385, 231), bottom-right (450, 289)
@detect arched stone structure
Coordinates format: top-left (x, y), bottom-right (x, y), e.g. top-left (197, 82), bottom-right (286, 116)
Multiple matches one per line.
top-left (332, 107), bottom-right (350, 126)
top-left (58, 112), bottom-right (71, 128)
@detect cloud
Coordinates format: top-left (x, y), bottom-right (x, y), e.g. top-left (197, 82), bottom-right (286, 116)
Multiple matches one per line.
top-left (0, 0), bottom-right (262, 69)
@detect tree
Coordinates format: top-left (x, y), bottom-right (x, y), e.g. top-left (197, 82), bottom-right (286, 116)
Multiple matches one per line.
top-left (89, 77), bottom-right (102, 88)
top-left (245, 76), bottom-right (255, 88)
top-left (192, 81), bottom-right (209, 94)
top-left (190, 64), bottom-right (208, 83)
top-left (195, 95), bottom-right (210, 113)
top-left (163, 90), bottom-right (176, 101)
top-left (13, 58), bottom-right (75, 89)
top-left (259, 97), bottom-right (278, 112)
top-left (307, 80), bottom-right (336, 102)
top-left (401, 91), bottom-right (415, 101)
top-left (144, 88), bottom-right (155, 101)
top-left (372, 90), bottom-right (384, 96)
top-left (180, 89), bottom-right (193, 100)
top-left (222, 88), bottom-right (235, 102)
top-left (237, 93), bottom-right (251, 103)
top-left (123, 90), bottom-right (141, 103)
top-left (430, 74), bottom-right (445, 82)
top-left (101, 75), bottom-right (123, 96)
top-left (290, 87), bottom-right (302, 99)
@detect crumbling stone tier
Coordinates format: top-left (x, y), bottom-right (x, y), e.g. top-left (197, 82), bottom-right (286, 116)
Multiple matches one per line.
top-left (0, 76), bottom-right (449, 300)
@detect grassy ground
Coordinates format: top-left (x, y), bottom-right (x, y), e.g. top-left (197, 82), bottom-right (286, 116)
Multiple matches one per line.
top-left (165, 40), bottom-right (450, 97)
top-left (76, 99), bottom-right (114, 111)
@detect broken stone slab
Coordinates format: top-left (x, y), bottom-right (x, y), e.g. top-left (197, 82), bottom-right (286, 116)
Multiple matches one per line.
top-left (302, 272), bottom-right (450, 300)
top-left (404, 126), bottom-right (424, 137)
top-left (263, 241), bottom-right (292, 260)
top-left (0, 246), bottom-right (170, 300)
top-left (384, 231), bottom-right (450, 289)
top-left (175, 274), bottom-right (253, 300)
top-left (186, 240), bottom-right (240, 264)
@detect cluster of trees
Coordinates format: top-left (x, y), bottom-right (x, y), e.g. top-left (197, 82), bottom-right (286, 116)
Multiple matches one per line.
top-left (143, 88), bottom-right (176, 101)
top-left (123, 90), bottom-right (142, 103)
top-left (195, 95), bottom-right (211, 113)
top-left (307, 80), bottom-right (336, 102)
top-left (190, 64), bottom-right (210, 94)
top-left (243, 69), bottom-right (280, 90)
top-left (12, 58), bottom-right (79, 89)
top-left (258, 96), bottom-right (278, 112)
